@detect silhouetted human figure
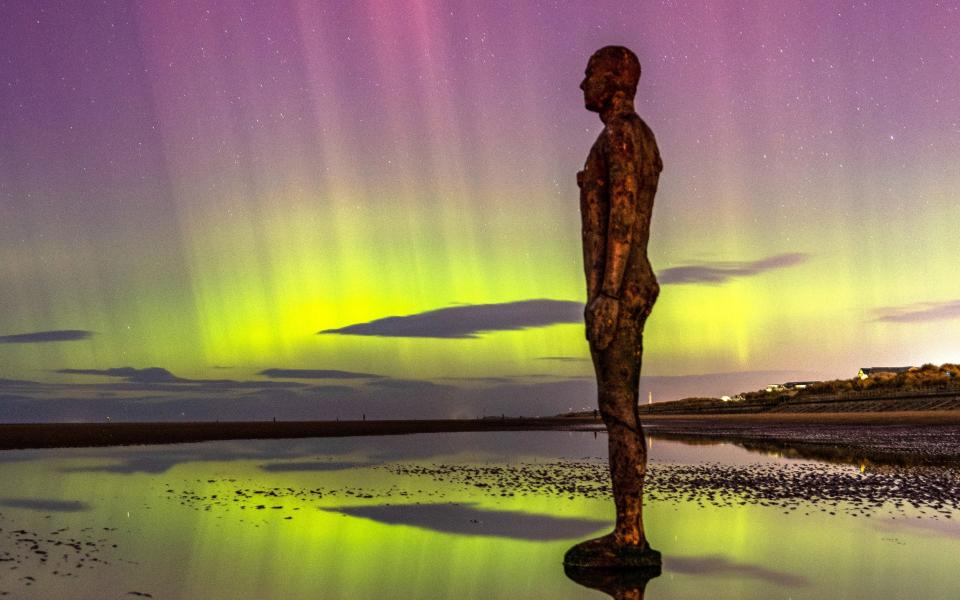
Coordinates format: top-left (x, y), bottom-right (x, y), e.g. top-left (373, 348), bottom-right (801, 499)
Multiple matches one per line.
top-left (564, 46), bottom-right (662, 569)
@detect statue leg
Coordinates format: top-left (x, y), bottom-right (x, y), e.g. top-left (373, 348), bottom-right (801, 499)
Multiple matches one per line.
top-left (564, 314), bottom-right (660, 568)
top-left (595, 316), bottom-right (648, 546)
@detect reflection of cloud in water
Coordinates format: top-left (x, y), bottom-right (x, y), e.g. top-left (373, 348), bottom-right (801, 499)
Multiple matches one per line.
top-left (36, 432), bottom-right (607, 475)
top-left (667, 555), bottom-right (808, 587)
top-left (62, 456), bottom-right (187, 474)
top-left (260, 461), bottom-right (369, 472)
top-left (872, 516), bottom-right (960, 539)
top-left (0, 498), bottom-right (90, 512)
top-left (323, 503), bottom-right (609, 541)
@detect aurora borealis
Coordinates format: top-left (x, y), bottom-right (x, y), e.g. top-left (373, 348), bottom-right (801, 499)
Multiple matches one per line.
top-left (2, 1), bottom-right (959, 420)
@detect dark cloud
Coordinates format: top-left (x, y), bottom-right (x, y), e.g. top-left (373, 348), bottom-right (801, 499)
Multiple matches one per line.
top-left (364, 378), bottom-right (447, 390)
top-left (0, 330), bottom-right (93, 344)
top-left (322, 503), bottom-right (608, 541)
top-left (259, 368), bottom-right (383, 379)
top-left (55, 366), bottom-right (308, 391)
top-left (0, 378), bottom-right (43, 388)
top-left (440, 374), bottom-right (591, 385)
top-left (658, 252), bottom-right (809, 285)
top-left (873, 299), bottom-right (960, 323)
top-left (439, 375), bottom-right (520, 385)
top-left (318, 299), bottom-right (582, 338)
top-left (0, 366), bottom-right (829, 423)
top-left (58, 367), bottom-right (186, 384)
top-left (0, 385), bottom-right (357, 425)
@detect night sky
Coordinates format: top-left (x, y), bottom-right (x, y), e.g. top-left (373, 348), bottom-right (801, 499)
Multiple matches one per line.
top-left (2, 1), bottom-right (959, 421)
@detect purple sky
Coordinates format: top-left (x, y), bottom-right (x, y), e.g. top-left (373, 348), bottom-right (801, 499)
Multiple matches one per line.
top-left (2, 1), bottom-right (959, 420)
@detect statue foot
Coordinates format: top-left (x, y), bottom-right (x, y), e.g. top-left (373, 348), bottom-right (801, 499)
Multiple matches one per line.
top-left (563, 533), bottom-right (662, 570)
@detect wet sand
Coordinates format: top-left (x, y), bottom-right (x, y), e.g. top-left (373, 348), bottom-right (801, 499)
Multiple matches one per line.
top-left (641, 410), bottom-right (960, 425)
top-left (1, 427), bottom-right (958, 598)
top-left (379, 460), bottom-right (960, 520)
top-left (0, 520), bottom-right (121, 588)
top-left (642, 411), bottom-right (960, 465)
top-left (165, 458), bottom-right (960, 525)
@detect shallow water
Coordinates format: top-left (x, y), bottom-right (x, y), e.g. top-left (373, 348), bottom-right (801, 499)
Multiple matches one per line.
top-left (0, 431), bottom-right (957, 599)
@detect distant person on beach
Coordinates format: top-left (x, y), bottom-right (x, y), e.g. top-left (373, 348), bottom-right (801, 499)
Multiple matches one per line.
top-left (565, 45), bottom-right (663, 569)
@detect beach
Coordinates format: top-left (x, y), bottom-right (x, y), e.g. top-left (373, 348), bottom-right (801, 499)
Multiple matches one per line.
top-left (1, 419), bottom-right (958, 598)
top-left (1, 411), bottom-right (959, 463)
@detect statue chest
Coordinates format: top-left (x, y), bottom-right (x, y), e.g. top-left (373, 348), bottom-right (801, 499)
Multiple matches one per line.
top-left (578, 136), bottom-right (608, 194)
top-left (579, 135), bottom-right (610, 234)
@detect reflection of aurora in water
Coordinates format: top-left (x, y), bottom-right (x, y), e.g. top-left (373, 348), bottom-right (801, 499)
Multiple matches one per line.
top-left (0, 432), bottom-right (958, 599)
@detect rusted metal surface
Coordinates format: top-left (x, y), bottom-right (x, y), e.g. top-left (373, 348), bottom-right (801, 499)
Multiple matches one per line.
top-left (577, 45), bottom-right (662, 553)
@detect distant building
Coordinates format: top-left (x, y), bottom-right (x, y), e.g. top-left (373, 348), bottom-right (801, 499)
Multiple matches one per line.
top-left (766, 381), bottom-right (818, 393)
top-left (783, 381), bottom-right (818, 390)
top-left (857, 367), bottom-right (912, 380)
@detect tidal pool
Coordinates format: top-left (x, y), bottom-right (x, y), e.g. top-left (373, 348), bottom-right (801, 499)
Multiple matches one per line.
top-left (0, 431), bottom-right (957, 599)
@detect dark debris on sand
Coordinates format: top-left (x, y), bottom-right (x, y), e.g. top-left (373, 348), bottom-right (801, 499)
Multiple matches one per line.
top-left (164, 460), bottom-right (960, 523)
top-left (0, 513), bottom-right (124, 594)
top-left (164, 478), bottom-right (411, 520)
top-left (382, 461), bottom-right (960, 520)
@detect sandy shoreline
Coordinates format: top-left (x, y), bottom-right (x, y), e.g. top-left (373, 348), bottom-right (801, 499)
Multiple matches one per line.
top-left (0, 418), bottom-right (589, 451)
top-left (641, 411), bottom-right (960, 465)
top-left (0, 411), bottom-right (958, 454)
top-left (640, 410), bottom-right (960, 425)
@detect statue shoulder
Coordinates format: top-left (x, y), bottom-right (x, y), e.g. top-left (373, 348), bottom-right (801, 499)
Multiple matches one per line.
top-left (604, 115), bottom-right (663, 174)
top-left (602, 117), bottom-right (639, 158)
top-left (633, 115), bottom-right (663, 174)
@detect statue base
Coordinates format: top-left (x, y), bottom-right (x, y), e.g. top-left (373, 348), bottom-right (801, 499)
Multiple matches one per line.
top-left (563, 534), bottom-right (662, 569)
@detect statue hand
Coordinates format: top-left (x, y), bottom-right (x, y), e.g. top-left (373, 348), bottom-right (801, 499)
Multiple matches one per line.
top-left (586, 294), bottom-right (619, 351)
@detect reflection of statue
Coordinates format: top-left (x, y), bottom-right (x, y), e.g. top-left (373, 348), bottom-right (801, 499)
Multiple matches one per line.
top-left (565, 564), bottom-right (660, 600)
top-left (565, 46), bottom-right (662, 569)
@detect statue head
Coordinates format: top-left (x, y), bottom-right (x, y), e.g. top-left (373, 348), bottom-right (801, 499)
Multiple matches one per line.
top-left (580, 46), bottom-right (641, 113)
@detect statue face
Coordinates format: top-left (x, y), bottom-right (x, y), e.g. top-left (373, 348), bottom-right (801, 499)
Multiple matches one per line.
top-left (579, 58), bottom-right (610, 113)
top-left (580, 48), bottom-right (640, 113)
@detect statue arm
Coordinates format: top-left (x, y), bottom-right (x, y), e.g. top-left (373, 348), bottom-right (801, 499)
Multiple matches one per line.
top-left (579, 170), bottom-right (604, 301)
top-left (601, 121), bottom-right (639, 298)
